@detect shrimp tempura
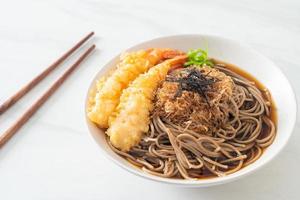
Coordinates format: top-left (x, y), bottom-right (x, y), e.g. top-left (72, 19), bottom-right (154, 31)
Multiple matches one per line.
top-left (88, 49), bottom-right (183, 128)
top-left (107, 56), bottom-right (187, 151)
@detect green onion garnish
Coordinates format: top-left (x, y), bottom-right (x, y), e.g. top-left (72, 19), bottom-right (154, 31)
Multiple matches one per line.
top-left (184, 49), bottom-right (213, 67)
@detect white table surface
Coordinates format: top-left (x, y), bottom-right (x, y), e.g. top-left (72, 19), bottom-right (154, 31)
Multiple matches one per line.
top-left (0, 0), bottom-right (299, 199)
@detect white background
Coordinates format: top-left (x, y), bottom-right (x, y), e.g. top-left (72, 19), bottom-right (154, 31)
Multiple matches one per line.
top-left (0, 0), bottom-right (299, 199)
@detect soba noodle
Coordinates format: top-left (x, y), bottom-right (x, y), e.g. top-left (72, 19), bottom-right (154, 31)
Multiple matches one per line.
top-left (108, 63), bottom-right (276, 179)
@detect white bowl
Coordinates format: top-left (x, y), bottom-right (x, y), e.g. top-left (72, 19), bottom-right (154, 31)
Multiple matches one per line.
top-left (85, 35), bottom-right (297, 187)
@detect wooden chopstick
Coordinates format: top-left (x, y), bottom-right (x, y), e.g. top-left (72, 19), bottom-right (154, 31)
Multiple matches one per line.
top-left (0, 44), bottom-right (96, 148)
top-left (0, 32), bottom-right (94, 115)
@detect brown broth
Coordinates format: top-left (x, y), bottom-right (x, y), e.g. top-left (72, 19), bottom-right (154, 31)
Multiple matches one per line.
top-left (212, 59), bottom-right (277, 126)
top-left (118, 59), bottom-right (278, 179)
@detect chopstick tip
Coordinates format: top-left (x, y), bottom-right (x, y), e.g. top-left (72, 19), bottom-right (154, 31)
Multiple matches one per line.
top-left (85, 32), bottom-right (95, 40)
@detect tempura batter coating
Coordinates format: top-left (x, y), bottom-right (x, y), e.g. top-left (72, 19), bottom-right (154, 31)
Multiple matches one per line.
top-left (88, 49), bottom-right (183, 128)
top-left (107, 56), bottom-right (187, 151)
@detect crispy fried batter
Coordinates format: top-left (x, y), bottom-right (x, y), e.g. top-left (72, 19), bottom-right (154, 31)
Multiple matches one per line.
top-left (107, 56), bottom-right (187, 151)
top-left (87, 48), bottom-right (184, 128)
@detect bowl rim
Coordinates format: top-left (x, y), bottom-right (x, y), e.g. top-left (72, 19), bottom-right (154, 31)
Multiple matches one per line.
top-left (85, 34), bottom-right (297, 187)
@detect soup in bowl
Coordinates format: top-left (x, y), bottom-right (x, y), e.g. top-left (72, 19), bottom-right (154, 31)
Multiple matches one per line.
top-left (85, 35), bottom-right (296, 187)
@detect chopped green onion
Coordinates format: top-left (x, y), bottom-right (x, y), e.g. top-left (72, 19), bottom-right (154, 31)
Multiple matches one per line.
top-left (184, 49), bottom-right (213, 67)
